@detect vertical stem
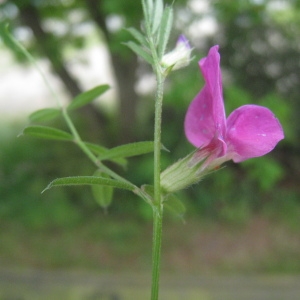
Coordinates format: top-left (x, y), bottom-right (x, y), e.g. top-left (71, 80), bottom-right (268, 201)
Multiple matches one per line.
top-left (153, 72), bottom-right (164, 206)
top-left (151, 70), bottom-right (165, 300)
top-left (151, 205), bottom-right (163, 300)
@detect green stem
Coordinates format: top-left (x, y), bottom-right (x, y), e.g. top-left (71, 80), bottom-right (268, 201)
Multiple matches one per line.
top-left (153, 71), bottom-right (164, 206)
top-left (62, 108), bottom-right (137, 186)
top-left (62, 108), bottom-right (99, 166)
top-left (62, 107), bottom-right (153, 203)
top-left (151, 205), bottom-right (163, 300)
top-left (151, 49), bottom-right (165, 300)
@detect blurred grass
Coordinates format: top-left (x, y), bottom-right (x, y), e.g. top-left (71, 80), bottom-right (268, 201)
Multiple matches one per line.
top-left (1, 214), bottom-right (300, 274)
top-left (1, 121), bottom-right (300, 274)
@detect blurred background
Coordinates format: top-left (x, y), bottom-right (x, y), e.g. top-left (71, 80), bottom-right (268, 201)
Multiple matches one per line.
top-left (0, 0), bottom-right (299, 299)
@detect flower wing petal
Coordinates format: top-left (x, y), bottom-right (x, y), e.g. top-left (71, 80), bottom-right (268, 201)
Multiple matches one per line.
top-left (226, 105), bottom-right (284, 162)
top-left (184, 45), bottom-right (226, 148)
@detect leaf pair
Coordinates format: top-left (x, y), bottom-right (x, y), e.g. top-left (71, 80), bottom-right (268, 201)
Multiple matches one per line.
top-left (28, 84), bottom-right (110, 123)
top-left (21, 125), bottom-right (157, 167)
top-left (142, 0), bottom-right (165, 35)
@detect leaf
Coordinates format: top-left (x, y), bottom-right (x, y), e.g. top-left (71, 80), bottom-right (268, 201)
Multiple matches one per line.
top-left (91, 171), bottom-right (114, 209)
top-left (98, 141), bottom-right (155, 160)
top-left (152, 0), bottom-right (164, 34)
top-left (29, 108), bottom-right (61, 122)
top-left (141, 184), bottom-right (154, 198)
top-left (84, 142), bottom-right (110, 157)
top-left (22, 125), bottom-right (73, 141)
top-left (43, 176), bottom-right (135, 193)
top-left (84, 142), bottom-right (127, 167)
top-left (126, 27), bottom-right (148, 47)
top-left (157, 6), bottom-right (174, 59)
top-left (146, 0), bottom-right (153, 12)
top-left (123, 42), bottom-right (153, 64)
top-left (164, 194), bottom-right (186, 218)
top-left (68, 84), bottom-right (110, 110)
top-left (142, 0), bottom-right (153, 29)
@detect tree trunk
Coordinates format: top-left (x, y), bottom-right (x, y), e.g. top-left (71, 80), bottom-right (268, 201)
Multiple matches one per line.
top-left (85, 0), bottom-right (139, 143)
top-left (19, 4), bottom-right (82, 98)
top-left (18, 3), bottom-right (106, 136)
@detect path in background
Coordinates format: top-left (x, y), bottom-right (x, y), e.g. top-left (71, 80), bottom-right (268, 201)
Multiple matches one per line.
top-left (1, 268), bottom-right (300, 300)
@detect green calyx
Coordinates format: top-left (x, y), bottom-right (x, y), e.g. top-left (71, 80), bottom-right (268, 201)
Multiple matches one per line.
top-left (160, 149), bottom-right (210, 193)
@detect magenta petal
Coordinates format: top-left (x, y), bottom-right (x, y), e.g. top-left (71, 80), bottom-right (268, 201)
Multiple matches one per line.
top-left (226, 105), bottom-right (284, 162)
top-left (184, 87), bottom-right (215, 147)
top-left (184, 45), bottom-right (226, 148)
top-left (199, 46), bottom-right (226, 133)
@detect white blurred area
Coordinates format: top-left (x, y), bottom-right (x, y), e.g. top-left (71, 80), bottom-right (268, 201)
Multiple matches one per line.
top-left (0, 43), bottom-right (118, 122)
top-left (0, 0), bottom-right (220, 123)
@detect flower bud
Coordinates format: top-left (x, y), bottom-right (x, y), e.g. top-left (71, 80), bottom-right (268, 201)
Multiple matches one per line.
top-left (161, 35), bottom-right (192, 71)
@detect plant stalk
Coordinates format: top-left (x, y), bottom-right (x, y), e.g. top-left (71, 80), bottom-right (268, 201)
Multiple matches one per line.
top-left (151, 205), bottom-right (163, 300)
top-left (151, 64), bottom-right (165, 300)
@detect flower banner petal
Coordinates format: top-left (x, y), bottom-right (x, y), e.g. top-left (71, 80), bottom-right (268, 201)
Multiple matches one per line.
top-left (226, 105), bottom-right (284, 162)
top-left (199, 45), bottom-right (226, 135)
top-left (184, 88), bottom-right (215, 147)
top-left (184, 45), bottom-right (226, 148)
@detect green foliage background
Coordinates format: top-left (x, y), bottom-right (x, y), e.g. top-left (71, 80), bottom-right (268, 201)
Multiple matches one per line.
top-left (0, 0), bottom-right (299, 272)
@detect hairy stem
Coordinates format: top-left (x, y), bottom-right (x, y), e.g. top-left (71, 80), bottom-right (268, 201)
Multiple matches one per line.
top-left (150, 38), bottom-right (166, 300)
top-left (151, 205), bottom-right (163, 300)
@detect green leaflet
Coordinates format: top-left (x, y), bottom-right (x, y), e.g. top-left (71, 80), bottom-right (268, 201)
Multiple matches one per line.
top-left (152, 0), bottom-right (164, 34)
top-left (123, 42), bottom-right (153, 64)
top-left (22, 125), bottom-right (73, 141)
top-left (29, 108), bottom-right (61, 122)
top-left (68, 84), bottom-right (110, 110)
top-left (142, 0), bottom-right (153, 30)
top-left (43, 176), bottom-right (135, 193)
top-left (157, 6), bottom-right (173, 59)
top-left (164, 194), bottom-right (186, 218)
top-left (91, 171), bottom-right (114, 209)
top-left (98, 141), bottom-right (155, 160)
top-left (126, 27), bottom-right (148, 47)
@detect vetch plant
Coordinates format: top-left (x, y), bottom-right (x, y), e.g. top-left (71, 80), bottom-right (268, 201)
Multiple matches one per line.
top-left (1, 1), bottom-right (284, 299)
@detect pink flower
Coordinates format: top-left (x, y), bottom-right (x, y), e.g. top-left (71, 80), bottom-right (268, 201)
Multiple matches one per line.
top-left (184, 45), bottom-right (284, 163)
top-left (161, 45), bottom-right (284, 193)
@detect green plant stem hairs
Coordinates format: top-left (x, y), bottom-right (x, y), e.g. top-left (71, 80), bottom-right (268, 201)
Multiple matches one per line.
top-left (151, 58), bottom-right (165, 300)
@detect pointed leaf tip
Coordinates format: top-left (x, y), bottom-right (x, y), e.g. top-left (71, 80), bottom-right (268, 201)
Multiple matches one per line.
top-left (22, 125), bottom-right (73, 141)
top-left (68, 84), bottom-right (110, 110)
top-left (43, 176), bottom-right (135, 192)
